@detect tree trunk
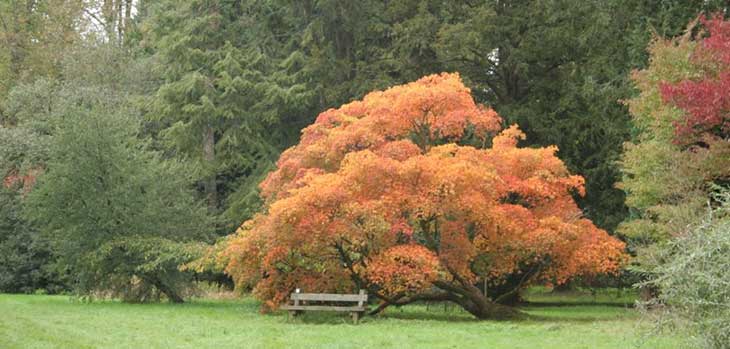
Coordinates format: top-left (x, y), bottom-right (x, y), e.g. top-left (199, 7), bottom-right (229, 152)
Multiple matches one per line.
top-left (434, 268), bottom-right (523, 320)
top-left (337, 241), bottom-right (522, 320)
top-left (202, 125), bottom-right (217, 212)
top-left (453, 285), bottom-right (521, 320)
top-left (371, 285), bottom-right (521, 320)
top-left (493, 289), bottom-right (523, 306)
top-left (165, 290), bottom-right (184, 304)
top-left (123, 0), bottom-right (132, 43)
top-left (154, 280), bottom-right (184, 304)
top-left (488, 276), bottom-right (528, 306)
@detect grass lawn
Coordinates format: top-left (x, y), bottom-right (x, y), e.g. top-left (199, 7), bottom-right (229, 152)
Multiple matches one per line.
top-left (0, 289), bottom-right (682, 349)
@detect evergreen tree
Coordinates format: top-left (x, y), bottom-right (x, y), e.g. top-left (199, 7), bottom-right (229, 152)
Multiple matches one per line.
top-left (144, 0), bottom-right (314, 230)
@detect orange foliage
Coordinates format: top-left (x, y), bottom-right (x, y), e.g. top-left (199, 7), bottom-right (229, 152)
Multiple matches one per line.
top-left (223, 73), bottom-right (626, 312)
top-left (363, 245), bottom-right (442, 297)
top-left (258, 72), bottom-right (502, 202)
top-left (2, 168), bottom-right (41, 194)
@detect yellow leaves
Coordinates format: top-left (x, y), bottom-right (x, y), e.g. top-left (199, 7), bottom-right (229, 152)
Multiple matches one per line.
top-left (258, 73), bottom-right (502, 201)
top-left (374, 140), bottom-right (422, 161)
top-left (492, 124), bottom-right (526, 149)
top-left (364, 245), bottom-right (442, 297)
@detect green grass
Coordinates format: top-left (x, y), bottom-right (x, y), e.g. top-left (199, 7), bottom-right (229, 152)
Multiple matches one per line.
top-left (0, 290), bottom-right (683, 349)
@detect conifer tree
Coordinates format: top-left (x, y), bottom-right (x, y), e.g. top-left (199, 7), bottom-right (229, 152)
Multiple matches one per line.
top-left (145, 0), bottom-right (313, 228)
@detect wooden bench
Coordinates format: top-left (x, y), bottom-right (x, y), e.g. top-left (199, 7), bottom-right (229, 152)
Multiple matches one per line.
top-left (280, 289), bottom-right (368, 324)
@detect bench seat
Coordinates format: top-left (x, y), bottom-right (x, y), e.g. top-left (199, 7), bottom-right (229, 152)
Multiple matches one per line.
top-left (281, 289), bottom-right (368, 324)
top-left (280, 305), bottom-right (367, 312)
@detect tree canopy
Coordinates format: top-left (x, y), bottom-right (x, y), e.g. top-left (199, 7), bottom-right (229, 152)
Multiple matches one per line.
top-left (223, 73), bottom-right (626, 319)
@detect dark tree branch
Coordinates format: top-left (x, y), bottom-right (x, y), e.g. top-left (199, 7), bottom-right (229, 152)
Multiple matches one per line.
top-left (368, 291), bottom-right (454, 315)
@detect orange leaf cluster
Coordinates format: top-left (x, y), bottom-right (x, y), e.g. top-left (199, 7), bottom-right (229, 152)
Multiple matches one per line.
top-left (259, 73), bottom-right (502, 202)
top-left (363, 245), bottom-right (442, 298)
top-left (2, 168), bottom-right (41, 194)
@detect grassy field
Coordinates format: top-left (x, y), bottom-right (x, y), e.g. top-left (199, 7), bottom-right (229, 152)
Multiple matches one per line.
top-left (0, 289), bottom-right (682, 349)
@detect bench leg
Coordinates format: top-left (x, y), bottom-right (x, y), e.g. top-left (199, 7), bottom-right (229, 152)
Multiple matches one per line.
top-left (351, 311), bottom-right (360, 324)
top-left (288, 310), bottom-right (298, 320)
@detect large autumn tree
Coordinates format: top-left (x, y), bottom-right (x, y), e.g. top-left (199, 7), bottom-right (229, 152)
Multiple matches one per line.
top-left (224, 74), bottom-right (626, 319)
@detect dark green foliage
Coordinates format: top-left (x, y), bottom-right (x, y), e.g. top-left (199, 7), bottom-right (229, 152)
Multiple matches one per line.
top-left (0, 186), bottom-right (65, 294)
top-left (87, 237), bottom-right (206, 303)
top-left (145, 0), bottom-right (315, 229)
top-left (286, 0), bottom-right (447, 107)
top-left (1, 78), bottom-right (56, 131)
top-left (230, 0), bottom-right (726, 232)
top-left (25, 106), bottom-right (211, 301)
top-left (0, 125), bottom-right (50, 179)
top-left (0, 94), bottom-right (59, 293)
top-left (11, 42), bottom-right (215, 302)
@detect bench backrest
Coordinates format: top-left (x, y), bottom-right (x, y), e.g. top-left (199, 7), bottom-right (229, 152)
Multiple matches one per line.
top-left (291, 290), bottom-right (367, 306)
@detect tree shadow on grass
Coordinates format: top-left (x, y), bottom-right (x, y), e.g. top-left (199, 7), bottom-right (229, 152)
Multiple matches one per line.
top-left (279, 307), bottom-right (631, 325)
top-left (519, 305), bottom-right (637, 324)
top-left (275, 311), bottom-right (373, 325)
top-left (374, 309), bottom-right (478, 323)
top-left (522, 301), bottom-right (635, 308)
top-left (521, 313), bottom-right (631, 323)
top-left (380, 307), bottom-right (632, 324)
top-left (270, 304), bottom-right (480, 324)
top-left (240, 296), bottom-right (637, 325)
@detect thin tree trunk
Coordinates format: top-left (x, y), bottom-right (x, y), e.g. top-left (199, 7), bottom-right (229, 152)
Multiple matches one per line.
top-left (335, 239), bottom-right (522, 320)
top-left (123, 0), bottom-right (132, 42)
top-left (458, 286), bottom-right (520, 320)
top-left (202, 125), bottom-right (217, 211)
top-left (153, 279), bottom-right (184, 303)
top-left (103, 0), bottom-right (116, 41)
top-left (116, 0), bottom-right (123, 41)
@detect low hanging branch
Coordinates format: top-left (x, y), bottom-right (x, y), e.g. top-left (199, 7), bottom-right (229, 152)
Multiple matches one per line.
top-left (369, 291), bottom-right (455, 316)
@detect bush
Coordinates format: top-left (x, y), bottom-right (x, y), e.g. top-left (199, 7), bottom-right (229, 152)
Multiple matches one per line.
top-left (84, 237), bottom-right (206, 303)
top-left (24, 76), bottom-right (212, 302)
top-left (0, 186), bottom-right (66, 294)
top-left (644, 189), bottom-right (730, 349)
